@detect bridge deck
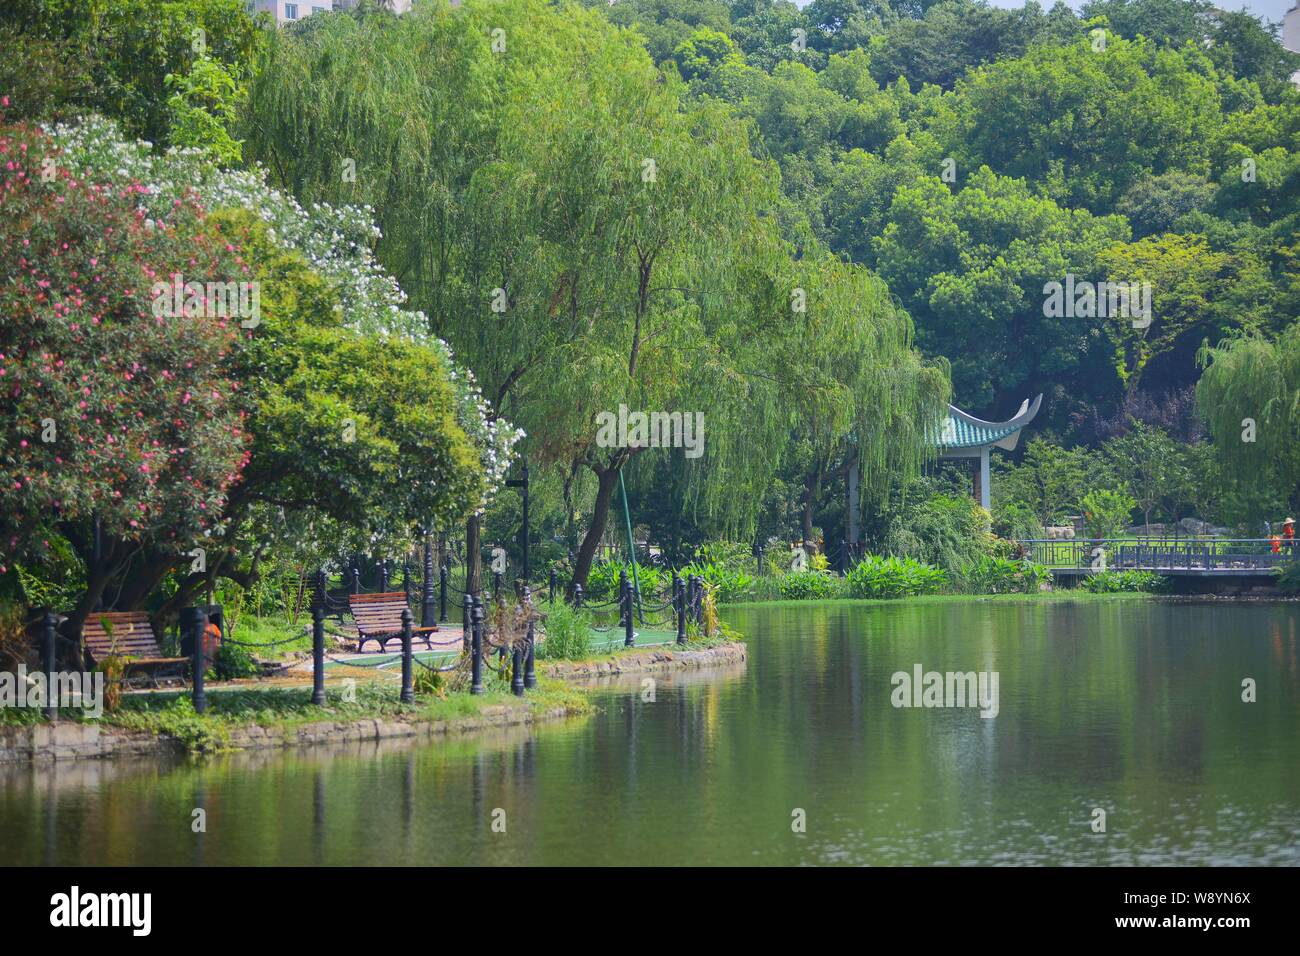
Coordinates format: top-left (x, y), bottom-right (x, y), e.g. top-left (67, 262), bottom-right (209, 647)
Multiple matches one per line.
top-left (1017, 538), bottom-right (1290, 577)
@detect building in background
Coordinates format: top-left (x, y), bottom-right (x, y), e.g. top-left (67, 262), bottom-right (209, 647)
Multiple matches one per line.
top-left (248, 1), bottom-right (417, 27)
top-left (247, 1), bottom-right (332, 23)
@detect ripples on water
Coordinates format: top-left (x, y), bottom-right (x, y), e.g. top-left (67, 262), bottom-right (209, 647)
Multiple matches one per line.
top-left (1, 598), bottom-right (1297, 865)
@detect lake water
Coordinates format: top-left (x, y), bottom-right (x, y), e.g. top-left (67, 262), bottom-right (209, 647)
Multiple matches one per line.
top-left (2, 598), bottom-right (1298, 865)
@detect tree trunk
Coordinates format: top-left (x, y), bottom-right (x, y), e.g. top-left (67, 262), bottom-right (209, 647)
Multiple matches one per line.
top-left (115, 551), bottom-right (181, 611)
top-left (801, 461), bottom-right (823, 550)
top-left (465, 512), bottom-right (482, 597)
top-left (562, 460), bottom-right (581, 561)
top-left (62, 534), bottom-right (131, 640)
top-left (572, 465), bottom-right (621, 591)
top-left (66, 563), bottom-right (115, 642)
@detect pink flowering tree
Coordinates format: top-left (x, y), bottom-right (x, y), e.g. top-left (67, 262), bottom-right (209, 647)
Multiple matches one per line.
top-left (0, 122), bottom-right (250, 633)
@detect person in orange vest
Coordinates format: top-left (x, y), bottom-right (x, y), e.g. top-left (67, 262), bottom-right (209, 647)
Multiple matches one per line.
top-left (202, 620), bottom-right (222, 663)
top-left (1285, 518), bottom-right (1295, 554)
top-left (1271, 534), bottom-right (1282, 554)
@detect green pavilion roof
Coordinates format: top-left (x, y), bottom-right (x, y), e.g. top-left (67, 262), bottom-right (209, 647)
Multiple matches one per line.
top-left (936, 395), bottom-right (1042, 454)
top-left (940, 416), bottom-right (1021, 449)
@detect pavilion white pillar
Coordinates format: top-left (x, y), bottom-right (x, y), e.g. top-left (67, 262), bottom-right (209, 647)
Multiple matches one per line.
top-left (978, 448), bottom-right (991, 512)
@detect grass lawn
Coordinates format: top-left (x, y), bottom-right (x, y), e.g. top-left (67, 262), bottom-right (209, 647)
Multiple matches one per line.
top-left (221, 612), bottom-right (313, 659)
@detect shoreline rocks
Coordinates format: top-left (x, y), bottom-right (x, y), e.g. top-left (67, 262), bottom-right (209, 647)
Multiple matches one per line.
top-left (0, 641), bottom-right (748, 764)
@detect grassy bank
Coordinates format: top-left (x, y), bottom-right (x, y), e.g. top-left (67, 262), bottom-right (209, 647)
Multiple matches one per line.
top-left (1, 627), bottom-right (740, 753)
top-left (0, 674), bottom-right (591, 752)
top-left (725, 591), bottom-right (1159, 610)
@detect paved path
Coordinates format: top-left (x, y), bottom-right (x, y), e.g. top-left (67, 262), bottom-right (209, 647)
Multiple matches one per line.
top-left (318, 626), bottom-right (682, 671)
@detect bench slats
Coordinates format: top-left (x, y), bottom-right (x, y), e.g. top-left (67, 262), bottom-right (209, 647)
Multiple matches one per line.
top-left (347, 592), bottom-right (436, 650)
top-left (83, 612), bottom-right (163, 660)
top-left (80, 612), bottom-right (188, 681)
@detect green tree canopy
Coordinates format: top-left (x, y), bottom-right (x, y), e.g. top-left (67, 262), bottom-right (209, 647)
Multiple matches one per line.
top-left (243, 0), bottom-right (948, 585)
top-left (1198, 325), bottom-right (1300, 516)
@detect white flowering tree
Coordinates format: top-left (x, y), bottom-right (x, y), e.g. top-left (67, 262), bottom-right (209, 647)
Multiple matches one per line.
top-left (39, 116), bottom-right (520, 619)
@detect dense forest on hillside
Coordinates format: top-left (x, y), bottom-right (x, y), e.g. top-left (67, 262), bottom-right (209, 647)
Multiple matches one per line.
top-left (580, 0), bottom-right (1300, 550)
top-left (3, 0), bottom-right (1300, 615)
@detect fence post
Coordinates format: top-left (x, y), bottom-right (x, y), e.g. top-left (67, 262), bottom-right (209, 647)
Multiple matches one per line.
top-left (675, 574), bottom-right (686, 645)
top-left (618, 570), bottom-right (629, 629)
top-left (494, 570), bottom-right (504, 602)
top-left (549, 569), bottom-right (557, 606)
top-left (420, 545), bottom-right (436, 627)
top-left (622, 570), bottom-right (635, 648)
top-left (183, 606), bottom-right (208, 715)
top-left (522, 583), bottom-right (536, 690)
top-left (573, 583), bottom-right (583, 610)
top-left (462, 580), bottom-right (473, 651)
top-left (439, 563), bottom-right (448, 624)
top-left (379, 559), bottom-right (390, 593)
top-left (351, 563), bottom-right (361, 595)
top-left (470, 595), bottom-right (484, 696)
top-left (404, 557), bottom-right (412, 606)
top-left (312, 570), bottom-right (327, 706)
top-left (510, 581), bottom-right (525, 697)
top-left (399, 608), bottom-right (414, 704)
top-left (41, 610), bottom-right (57, 720)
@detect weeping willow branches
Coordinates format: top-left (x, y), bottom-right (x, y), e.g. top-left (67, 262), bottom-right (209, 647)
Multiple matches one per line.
top-left (242, 0), bottom-right (952, 571)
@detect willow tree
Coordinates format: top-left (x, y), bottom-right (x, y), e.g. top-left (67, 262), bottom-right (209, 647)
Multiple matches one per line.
top-left (782, 252), bottom-right (951, 549)
top-left (1197, 326), bottom-right (1300, 514)
top-left (244, 0), bottom-right (945, 586)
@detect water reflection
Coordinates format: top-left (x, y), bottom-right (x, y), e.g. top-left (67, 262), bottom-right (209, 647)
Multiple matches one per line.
top-left (1, 599), bottom-right (1297, 865)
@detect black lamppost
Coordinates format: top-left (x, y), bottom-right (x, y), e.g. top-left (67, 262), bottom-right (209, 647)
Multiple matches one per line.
top-left (311, 570), bottom-right (327, 706)
top-left (510, 583), bottom-right (525, 698)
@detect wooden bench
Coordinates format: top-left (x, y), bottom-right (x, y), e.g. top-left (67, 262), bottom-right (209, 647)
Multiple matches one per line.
top-left (82, 611), bottom-right (190, 686)
top-left (348, 592), bottom-right (437, 652)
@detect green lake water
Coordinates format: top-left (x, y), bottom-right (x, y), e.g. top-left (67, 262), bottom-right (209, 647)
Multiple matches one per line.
top-left (2, 597), bottom-right (1298, 865)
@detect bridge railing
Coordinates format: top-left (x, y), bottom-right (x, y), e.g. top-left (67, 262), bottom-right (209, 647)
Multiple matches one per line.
top-left (1015, 538), bottom-right (1290, 572)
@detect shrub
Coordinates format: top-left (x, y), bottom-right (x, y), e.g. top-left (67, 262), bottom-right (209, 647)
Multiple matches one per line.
top-left (679, 560), bottom-right (754, 603)
top-left (1080, 488), bottom-right (1136, 539)
top-left (11, 534), bottom-right (86, 610)
top-left (846, 555), bottom-right (947, 599)
top-left (962, 556), bottom-right (1050, 594)
top-left (585, 561), bottom-right (668, 601)
top-left (883, 494), bottom-right (993, 573)
top-left (1081, 570), bottom-right (1163, 593)
top-left (0, 602), bottom-right (31, 672)
top-left (535, 600), bottom-right (592, 661)
top-left (694, 540), bottom-right (754, 571)
top-left (992, 501), bottom-right (1043, 541)
top-left (412, 665), bottom-right (445, 698)
top-left (1276, 561), bottom-right (1300, 594)
top-left (776, 570), bottom-right (840, 600)
top-left (213, 641), bottom-right (260, 680)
